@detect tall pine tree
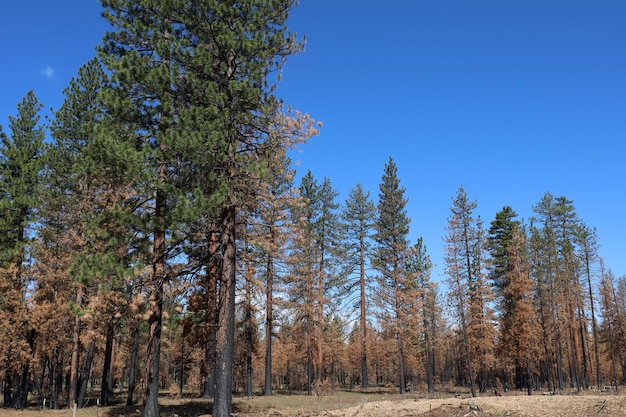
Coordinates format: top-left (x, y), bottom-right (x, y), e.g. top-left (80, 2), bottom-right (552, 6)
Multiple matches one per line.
top-left (342, 184), bottom-right (375, 388)
top-left (371, 157), bottom-right (413, 394)
top-left (99, 1), bottom-right (314, 414)
top-left (0, 91), bottom-right (46, 409)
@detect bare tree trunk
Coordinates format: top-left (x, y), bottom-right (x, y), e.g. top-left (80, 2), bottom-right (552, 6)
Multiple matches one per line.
top-left (526, 359), bottom-right (533, 395)
top-left (317, 249), bottom-right (325, 384)
top-left (307, 348), bottom-right (313, 396)
top-left (246, 269), bottom-right (254, 399)
top-left (584, 251), bottom-right (602, 389)
top-left (69, 284), bottom-right (83, 407)
top-left (3, 353), bottom-right (13, 407)
top-left (397, 332), bottom-right (406, 394)
top-left (142, 164), bottom-right (167, 417)
top-left (127, 320), bottom-right (140, 405)
top-left (214, 205), bottom-right (236, 417)
top-left (394, 274), bottom-right (406, 395)
top-left (202, 230), bottom-right (219, 399)
top-left (77, 339), bottom-right (95, 408)
top-left (360, 241), bottom-right (369, 389)
top-left (264, 253), bottom-right (274, 396)
top-left (101, 322), bottom-right (114, 407)
top-left (53, 348), bottom-right (63, 409)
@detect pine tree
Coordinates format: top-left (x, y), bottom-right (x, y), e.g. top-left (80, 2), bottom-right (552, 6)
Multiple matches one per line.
top-left (487, 206), bottom-right (520, 387)
top-left (510, 225), bottom-right (540, 394)
top-left (98, 1), bottom-right (313, 414)
top-left (0, 91), bottom-right (46, 409)
top-left (287, 171), bottom-right (319, 395)
top-left (598, 264), bottom-right (622, 389)
top-left (371, 157), bottom-right (413, 394)
top-left (45, 57), bottom-right (111, 409)
top-left (444, 186), bottom-right (492, 397)
top-left (248, 146), bottom-right (296, 396)
top-left (532, 193), bottom-right (586, 390)
top-left (314, 177), bottom-right (343, 383)
top-left (408, 238), bottom-right (438, 393)
top-left (576, 224), bottom-right (602, 390)
top-left (341, 184), bottom-right (375, 388)
top-left (286, 171), bottom-right (341, 393)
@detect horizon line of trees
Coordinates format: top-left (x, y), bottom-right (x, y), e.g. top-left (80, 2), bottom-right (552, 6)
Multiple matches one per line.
top-left (2, 2), bottom-right (626, 416)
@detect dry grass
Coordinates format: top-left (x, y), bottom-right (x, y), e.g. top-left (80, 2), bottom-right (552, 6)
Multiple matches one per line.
top-left (0, 389), bottom-right (624, 417)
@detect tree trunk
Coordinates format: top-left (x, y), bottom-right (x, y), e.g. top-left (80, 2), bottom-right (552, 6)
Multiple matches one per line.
top-left (101, 322), bottom-right (114, 407)
top-left (127, 320), bottom-right (140, 405)
top-left (202, 230), bottom-right (219, 399)
top-left (12, 365), bottom-right (31, 409)
top-left (397, 332), bottom-right (406, 394)
top-left (360, 242), bottom-right (369, 389)
top-left (69, 284), bottom-right (83, 407)
top-left (264, 252), bottom-right (274, 396)
top-left (307, 348), bottom-right (313, 396)
top-left (142, 168), bottom-right (167, 417)
top-left (584, 251), bottom-right (602, 390)
top-left (425, 332), bottom-right (434, 393)
top-left (526, 359), bottom-right (533, 395)
top-left (77, 339), bottom-right (95, 408)
top-left (53, 348), bottom-right (63, 409)
top-left (459, 286), bottom-right (476, 397)
top-left (246, 272), bottom-right (254, 399)
top-left (3, 357), bottom-right (12, 407)
top-left (317, 249), bottom-right (325, 384)
top-left (214, 205), bottom-right (236, 417)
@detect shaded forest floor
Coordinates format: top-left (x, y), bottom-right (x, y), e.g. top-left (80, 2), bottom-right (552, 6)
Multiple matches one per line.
top-left (1, 388), bottom-right (625, 417)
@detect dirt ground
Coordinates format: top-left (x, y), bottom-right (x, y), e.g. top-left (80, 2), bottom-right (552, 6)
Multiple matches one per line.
top-left (311, 393), bottom-right (626, 417)
top-left (0, 390), bottom-right (624, 417)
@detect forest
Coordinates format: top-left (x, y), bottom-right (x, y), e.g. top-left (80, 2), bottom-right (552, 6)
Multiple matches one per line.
top-left (1, 1), bottom-right (625, 417)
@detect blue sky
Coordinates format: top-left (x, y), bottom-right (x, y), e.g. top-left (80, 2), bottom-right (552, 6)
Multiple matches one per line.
top-left (1, 1), bottom-right (624, 283)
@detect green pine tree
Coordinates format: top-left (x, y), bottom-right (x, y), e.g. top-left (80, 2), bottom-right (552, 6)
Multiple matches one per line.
top-left (98, 1), bottom-right (313, 415)
top-left (371, 157), bottom-right (412, 394)
top-left (0, 91), bottom-right (46, 409)
top-left (341, 184), bottom-right (375, 388)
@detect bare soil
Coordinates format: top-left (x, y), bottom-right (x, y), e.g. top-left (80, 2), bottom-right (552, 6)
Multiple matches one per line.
top-left (313, 393), bottom-right (626, 417)
top-left (0, 390), bottom-right (624, 417)
top-left (233, 390), bottom-right (626, 417)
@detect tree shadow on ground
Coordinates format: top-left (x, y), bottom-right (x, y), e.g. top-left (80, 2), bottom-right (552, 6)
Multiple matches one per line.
top-left (103, 400), bottom-right (213, 417)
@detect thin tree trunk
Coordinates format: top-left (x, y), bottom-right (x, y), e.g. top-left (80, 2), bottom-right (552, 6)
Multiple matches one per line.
top-left (584, 251), bottom-right (602, 389)
top-left (394, 273), bottom-right (407, 395)
top-left (53, 348), bottom-right (63, 409)
top-left (526, 359), bottom-right (533, 395)
top-left (425, 332), bottom-right (434, 393)
top-left (397, 332), bottom-right (406, 394)
top-left (3, 353), bottom-right (13, 407)
top-left (360, 240), bottom-right (369, 389)
top-left (246, 268), bottom-right (253, 399)
top-left (142, 161), bottom-right (167, 417)
top-left (578, 305), bottom-right (590, 389)
top-left (317, 248), bottom-right (325, 384)
top-left (264, 251), bottom-right (274, 396)
top-left (69, 284), bottom-right (83, 407)
top-left (214, 205), bottom-right (236, 417)
top-left (307, 348), bottom-right (313, 396)
top-left (77, 339), bottom-right (95, 408)
top-left (127, 320), bottom-right (140, 405)
top-left (462, 227), bottom-right (477, 398)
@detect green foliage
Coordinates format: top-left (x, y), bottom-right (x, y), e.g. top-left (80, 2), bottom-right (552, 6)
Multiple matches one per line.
top-left (0, 91), bottom-right (46, 256)
top-left (372, 157), bottom-right (410, 282)
top-left (487, 206), bottom-right (520, 311)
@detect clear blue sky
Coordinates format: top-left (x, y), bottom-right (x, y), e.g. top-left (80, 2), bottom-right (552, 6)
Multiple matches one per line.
top-left (1, 1), bottom-right (624, 283)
